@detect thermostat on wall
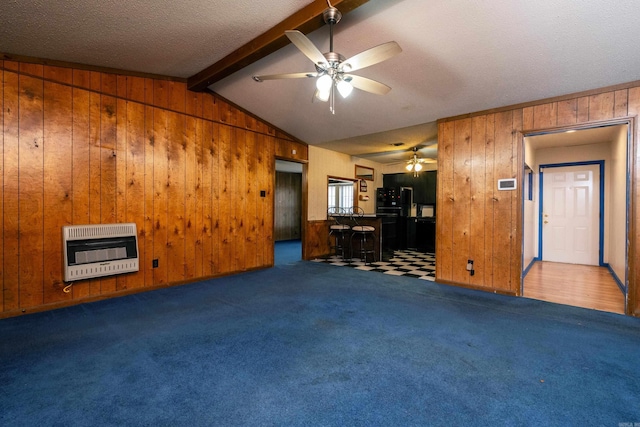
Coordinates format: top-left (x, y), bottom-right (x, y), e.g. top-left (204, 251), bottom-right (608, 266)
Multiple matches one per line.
top-left (497, 178), bottom-right (517, 191)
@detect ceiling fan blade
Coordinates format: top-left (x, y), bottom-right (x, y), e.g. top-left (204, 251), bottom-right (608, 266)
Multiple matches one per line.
top-left (346, 75), bottom-right (391, 95)
top-left (341, 41), bottom-right (402, 72)
top-left (252, 72), bottom-right (317, 82)
top-left (285, 30), bottom-right (328, 68)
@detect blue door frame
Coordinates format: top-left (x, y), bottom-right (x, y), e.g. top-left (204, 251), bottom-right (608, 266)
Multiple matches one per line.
top-left (538, 161), bottom-right (605, 265)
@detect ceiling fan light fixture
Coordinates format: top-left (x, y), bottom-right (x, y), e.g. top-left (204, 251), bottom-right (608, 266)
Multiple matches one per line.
top-left (405, 163), bottom-right (413, 171)
top-left (414, 163), bottom-right (423, 172)
top-left (337, 79), bottom-right (353, 98)
top-left (315, 88), bottom-right (331, 102)
top-left (316, 74), bottom-right (332, 92)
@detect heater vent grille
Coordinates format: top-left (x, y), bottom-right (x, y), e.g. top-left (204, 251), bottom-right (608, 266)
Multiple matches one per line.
top-left (63, 223), bottom-right (139, 282)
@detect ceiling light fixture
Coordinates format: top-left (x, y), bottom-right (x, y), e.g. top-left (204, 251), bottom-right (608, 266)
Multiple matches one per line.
top-left (251, 0), bottom-right (401, 115)
top-left (406, 148), bottom-right (424, 176)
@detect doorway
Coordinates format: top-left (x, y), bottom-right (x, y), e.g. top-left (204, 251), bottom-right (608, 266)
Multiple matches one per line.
top-left (540, 162), bottom-right (602, 265)
top-left (275, 160), bottom-right (304, 265)
top-left (521, 122), bottom-right (630, 314)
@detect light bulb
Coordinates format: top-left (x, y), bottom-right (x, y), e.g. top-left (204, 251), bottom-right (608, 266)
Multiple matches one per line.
top-left (315, 89), bottom-right (330, 102)
top-left (414, 163), bottom-right (423, 171)
top-left (336, 80), bottom-right (353, 98)
top-left (316, 74), bottom-right (332, 92)
top-left (406, 164), bottom-right (413, 171)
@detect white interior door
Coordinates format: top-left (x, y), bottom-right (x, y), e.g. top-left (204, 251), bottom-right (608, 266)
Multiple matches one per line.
top-left (542, 164), bottom-right (600, 265)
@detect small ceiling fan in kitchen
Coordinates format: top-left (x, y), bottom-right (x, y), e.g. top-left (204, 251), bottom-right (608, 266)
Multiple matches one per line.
top-left (252, 0), bottom-right (402, 114)
top-left (404, 147), bottom-right (435, 176)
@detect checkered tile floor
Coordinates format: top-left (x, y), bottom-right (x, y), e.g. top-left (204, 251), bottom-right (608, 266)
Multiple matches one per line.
top-left (313, 250), bottom-right (436, 281)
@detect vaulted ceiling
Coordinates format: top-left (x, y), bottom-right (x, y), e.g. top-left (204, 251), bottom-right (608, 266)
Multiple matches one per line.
top-left (2, 0), bottom-right (640, 164)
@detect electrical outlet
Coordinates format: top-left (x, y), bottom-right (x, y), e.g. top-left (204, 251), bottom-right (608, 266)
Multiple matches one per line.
top-left (152, 259), bottom-right (159, 268)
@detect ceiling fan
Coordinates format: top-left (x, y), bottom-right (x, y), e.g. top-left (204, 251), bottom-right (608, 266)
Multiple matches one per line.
top-left (405, 147), bottom-right (435, 176)
top-left (252, 0), bottom-right (402, 114)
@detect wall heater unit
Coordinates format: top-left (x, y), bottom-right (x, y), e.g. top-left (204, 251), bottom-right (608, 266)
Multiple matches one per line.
top-left (63, 223), bottom-right (139, 282)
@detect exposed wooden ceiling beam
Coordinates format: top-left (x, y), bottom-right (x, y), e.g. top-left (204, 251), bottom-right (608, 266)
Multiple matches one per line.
top-left (187, 0), bottom-right (370, 92)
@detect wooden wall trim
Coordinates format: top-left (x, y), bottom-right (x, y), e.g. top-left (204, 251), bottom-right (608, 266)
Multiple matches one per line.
top-left (439, 79), bottom-right (640, 124)
top-left (1, 51), bottom-right (185, 83)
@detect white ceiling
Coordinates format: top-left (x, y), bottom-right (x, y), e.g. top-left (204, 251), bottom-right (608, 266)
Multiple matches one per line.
top-left (2, 0), bottom-right (640, 164)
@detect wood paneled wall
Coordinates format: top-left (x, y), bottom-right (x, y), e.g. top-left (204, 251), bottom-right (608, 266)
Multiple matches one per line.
top-left (0, 59), bottom-right (306, 317)
top-left (437, 85), bottom-right (639, 316)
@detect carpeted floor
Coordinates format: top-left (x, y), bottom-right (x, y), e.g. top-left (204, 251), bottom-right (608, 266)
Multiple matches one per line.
top-left (1, 261), bottom-right (639, 426)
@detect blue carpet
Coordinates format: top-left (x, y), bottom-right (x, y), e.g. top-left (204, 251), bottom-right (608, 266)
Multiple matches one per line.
top-left (1, 261), bottom-right (639, 426)
top-left (274, 239), bottom-right (301, 265)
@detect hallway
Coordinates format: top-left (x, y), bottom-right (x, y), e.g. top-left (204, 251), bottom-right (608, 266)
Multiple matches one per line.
top-left (523, 262), bottom-right (625, 314)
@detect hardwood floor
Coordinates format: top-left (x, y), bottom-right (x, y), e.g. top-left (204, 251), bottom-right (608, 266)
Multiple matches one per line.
top-left (523, 261), bottom-right (625, 314)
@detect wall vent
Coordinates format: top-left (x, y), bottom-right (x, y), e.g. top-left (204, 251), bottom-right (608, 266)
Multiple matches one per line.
top-left (63, 223), bottom-right (139, 282)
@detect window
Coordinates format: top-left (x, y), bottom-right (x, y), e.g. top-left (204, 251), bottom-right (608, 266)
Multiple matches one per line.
top-left (328, 178), bottom-right (355, 212)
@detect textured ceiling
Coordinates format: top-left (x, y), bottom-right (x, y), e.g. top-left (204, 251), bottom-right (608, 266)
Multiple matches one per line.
top-left (2, 0), bottom-right (640, 164)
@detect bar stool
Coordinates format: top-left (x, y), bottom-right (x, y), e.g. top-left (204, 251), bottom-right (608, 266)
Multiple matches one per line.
top-left (328, 207), bottom-right (350, 259)
top-left (349, 206), bottom-right (376, 264)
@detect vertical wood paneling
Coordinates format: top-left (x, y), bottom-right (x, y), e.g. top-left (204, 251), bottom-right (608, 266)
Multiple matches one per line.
top-left (20, 63), bottom-right (43, 78)
top-left (185, 116), bottom-right (198, 280)
top-left (88, 89), bottom-right (101, 295)
top-left (589, 92), bottom-right (615, 121)
top-left (533, 103), bottom-right (557, 130)
top-left (186, 91), bottom-right (203, 118)
top-left (44, 66), bottom-right (73, 86)
top-left (557, 99), bottom-right (578, 126)
top-left (71, 87), bottom-right (91, 299)
top-left (19, 74), bottom-right (45, 308)
top-left (577, 96), bottom-right (590, 122)
top-left (166, 112), bottom-right (186, 283)
top-left (201, 119), bottom-right (214, 276)
top-left (256, 134), bottom-right (266, 266)
top-left (153, 108), bottom-right (169, 284)
top-left (522, 107), bottom-right (534, 130)
top-left (168, 81), bottom-right (186, 114)
top-left (0, 61), bottom-right (282, 316)
top-left (264, 135), bottom-right (275, 266)
top-left (436, 121), bottom-right (454, 282)
top-left (245, 131), bottom-right (259, 268)
top-left (484, 114), bottom-right (496, 288)
top-left (210, 121), bottom-right (221, 274)
top-left (101, 73), bottom-right (117, 97)
top-left (614, 90), bottom-right (628, 118)
top-left (491, 111), bottom-right (514, 289)
top-left (218, 124), bottom-right (232, 274)
top-left (43, 81), bottom-right (73, 304)
top-left (232, 127), bottom-right (246, 271)
top-left (510, 110), bottom-right (523, 294)
top-left (192, 116), bottom-right (204, 277)
top-left (452, 118), bottom-right (471, 284)
top-left (3, 70), bottom-right (19, 311)
top-left (143, 104), bottom-right (155, 287)
top-left (125, 100), bottom-right (145, 289)
top-left (99, 94), bottom-right (118, 294)
top-left (126, 76), bottom-right (146, 104)
top-left (115, 98), bottom-right (128, 291)
top-left (72, 70), bottom-right (91, 90)
top-left (469, 115), bottom-right (487, 287)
